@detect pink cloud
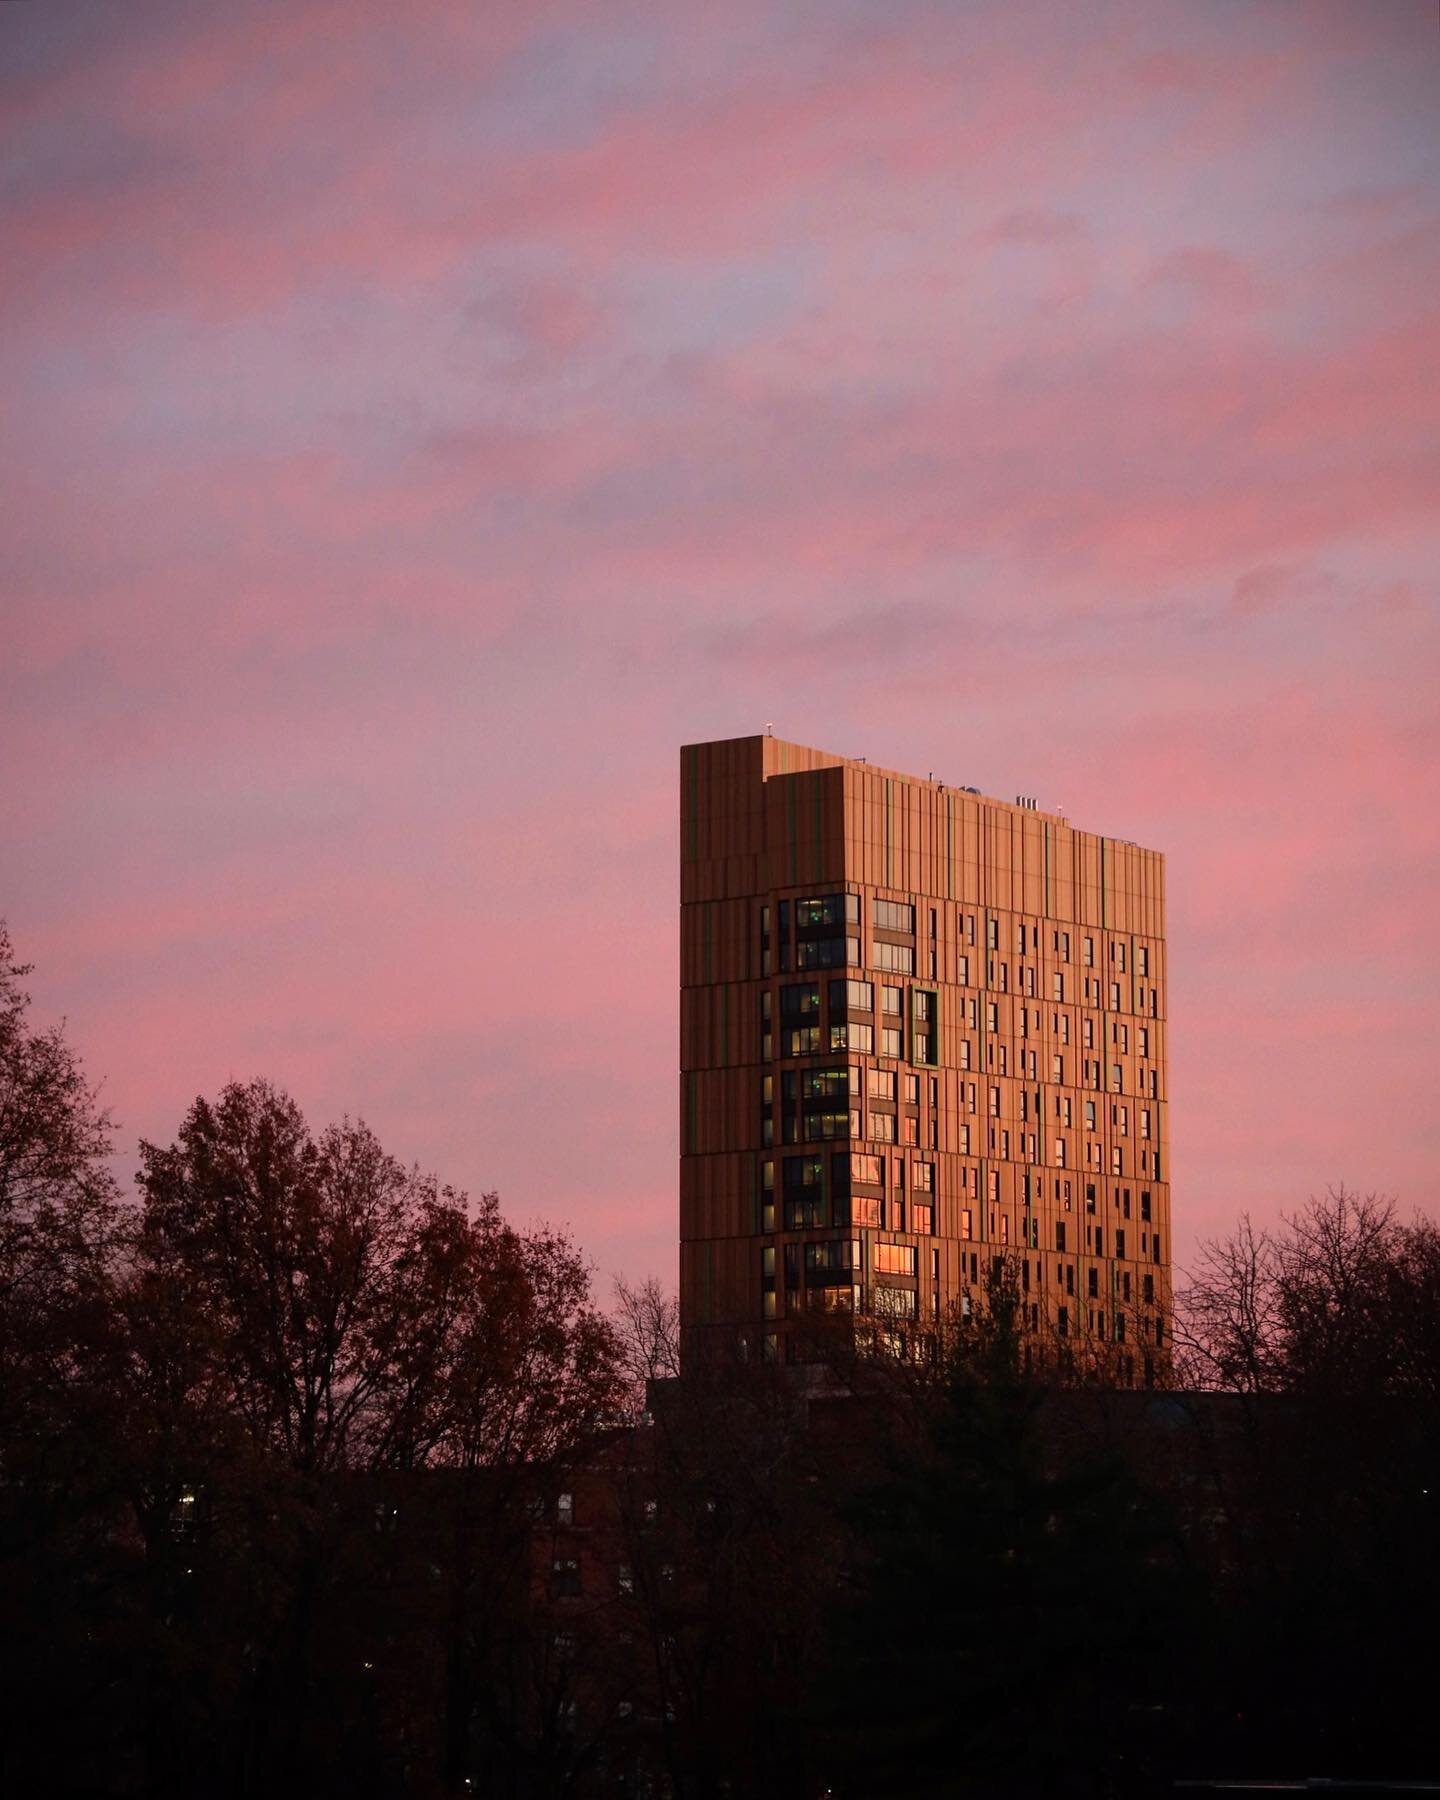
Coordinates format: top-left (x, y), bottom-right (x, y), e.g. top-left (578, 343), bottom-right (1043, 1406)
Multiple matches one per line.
top-left (2, 0), bottom-right (1436, 1289)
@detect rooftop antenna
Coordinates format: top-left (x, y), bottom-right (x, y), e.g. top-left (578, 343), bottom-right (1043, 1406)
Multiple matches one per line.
top-left (765, 722), bottom-right (773, 736)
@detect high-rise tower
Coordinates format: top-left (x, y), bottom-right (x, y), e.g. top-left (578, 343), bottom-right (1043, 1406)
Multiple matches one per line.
top-left (679, 735), bottom-right (1170, 1378)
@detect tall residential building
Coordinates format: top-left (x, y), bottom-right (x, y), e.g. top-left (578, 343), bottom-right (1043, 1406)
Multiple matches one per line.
top-left (679, 735), bottom-right (1171, 1379)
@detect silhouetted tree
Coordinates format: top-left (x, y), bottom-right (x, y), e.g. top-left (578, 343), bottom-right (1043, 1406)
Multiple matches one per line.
top-left (1173, 1189), bottom-right (1440, 1780)
top-left (0, 921), bottom-right (125, 1797)
top-left (824, 1261), bottom-right (1193, 1798)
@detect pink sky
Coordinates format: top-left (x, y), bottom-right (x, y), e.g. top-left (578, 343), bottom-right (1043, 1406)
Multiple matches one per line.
top-left (2, 0), bottom-right (1436, 1293)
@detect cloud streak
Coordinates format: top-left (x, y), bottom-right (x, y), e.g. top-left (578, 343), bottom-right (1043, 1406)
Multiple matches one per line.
top-left (1, 0), bottom-right (1436, 1286)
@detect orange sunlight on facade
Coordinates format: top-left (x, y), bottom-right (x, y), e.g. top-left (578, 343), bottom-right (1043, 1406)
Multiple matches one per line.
top-left (680, 735), bottom-right (1171, 1379)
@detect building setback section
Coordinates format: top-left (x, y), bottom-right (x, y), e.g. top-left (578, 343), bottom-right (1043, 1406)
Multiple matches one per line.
top-left (680, 734), bottom-right (1170, 1378)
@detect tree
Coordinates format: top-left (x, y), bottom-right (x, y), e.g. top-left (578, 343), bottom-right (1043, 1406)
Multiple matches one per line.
top-left (1173, 1188), bottom-right (1440, 1779)
top-left (114, 1078), bottom-right (624, 1796)
top-left (613, 1274), bottom-right (681, 1410)
top-left (0, 917), bottom-right (120, 1405)
top-left (823, 1262), bottom-right (1192, 1798)
top-left (0, 922), bottom-right (125, 1798)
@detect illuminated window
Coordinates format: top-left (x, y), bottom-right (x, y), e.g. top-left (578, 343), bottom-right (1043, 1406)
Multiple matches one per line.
top-left (874, 1243), bottom-right (917, 1276)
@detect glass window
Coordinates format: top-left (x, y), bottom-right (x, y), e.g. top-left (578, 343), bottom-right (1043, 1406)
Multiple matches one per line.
top-left (829, 977), bottom-right (874, 1014)
top-left (780, 984), bottom-right (821, 1017)
top-left (801, 1065), bottom-right (858, 1100)
top-left (805, 1239), bottom-right (858, 1272)
top-left (796, 937), bottom-right (851, 970)
top-left (869, 1111), bottom-right (896, 1142)
top-left (796, 894), bottom-right (851, 930)
top-left (874, 1243), bottom-right (917, 1276)
top-left (782, 1026), bottom-right (821, 1057)
top-left (830, 1021), bottom-right (874, 1053)
top-left (805, 1109), bottom-right (859, 1142)
top-left (872, 1284), bottom-right (917, 1318)
top-left (873, 941), bottom-right (915, 974)
top-left (881, 1027), bottom-right (904, 1058)
top-left (867, 1068), bottom-right (896, 1101)
top-left (872, 898), bottom-right (916, 933)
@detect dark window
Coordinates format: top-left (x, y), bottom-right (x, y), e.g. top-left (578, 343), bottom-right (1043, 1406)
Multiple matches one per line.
top-left (805, 1239), bottom-right (858, 1273)
top-left (795, 894), bottom-right (860, 929)
top-left (801, 1065), bottom-right (859, 1101)
top-left (796, 936), bottom-right (859, 970)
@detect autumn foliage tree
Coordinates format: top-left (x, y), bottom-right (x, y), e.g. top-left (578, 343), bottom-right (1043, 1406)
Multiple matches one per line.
top-left (109, 1078), bottom-right (625, 1794)
top-left (0, 925), bottom-right (624, 1797)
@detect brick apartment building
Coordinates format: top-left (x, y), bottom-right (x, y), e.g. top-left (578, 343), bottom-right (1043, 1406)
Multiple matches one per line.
top-left (679, 734), bottom-right (1170, 1378)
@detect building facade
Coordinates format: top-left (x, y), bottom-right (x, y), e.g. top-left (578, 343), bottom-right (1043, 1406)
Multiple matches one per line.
top-left (680, 735), bottom-right (1170, 1378)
